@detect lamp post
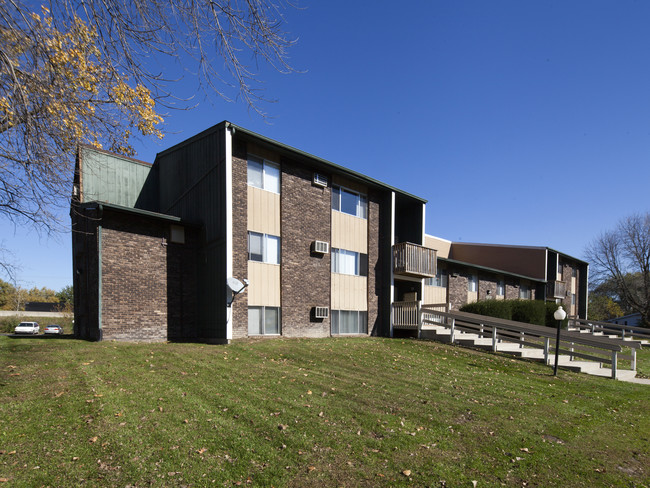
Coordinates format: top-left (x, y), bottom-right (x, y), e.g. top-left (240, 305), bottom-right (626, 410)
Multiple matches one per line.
top-left (553, 305), bottom-right (567, 376)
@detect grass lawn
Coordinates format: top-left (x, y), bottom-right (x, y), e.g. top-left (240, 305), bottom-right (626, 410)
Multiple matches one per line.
top-left (1, 336), bottom-right (648, 487)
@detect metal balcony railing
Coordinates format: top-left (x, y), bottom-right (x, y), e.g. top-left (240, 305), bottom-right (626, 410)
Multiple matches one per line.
top-left (393, 242), bottom-right (437, 278)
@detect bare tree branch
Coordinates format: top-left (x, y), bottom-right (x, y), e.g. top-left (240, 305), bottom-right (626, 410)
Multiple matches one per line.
top-left (0, 0), bottom-right (299, 272)
top-left (585, 213), bottom-right (650, 326)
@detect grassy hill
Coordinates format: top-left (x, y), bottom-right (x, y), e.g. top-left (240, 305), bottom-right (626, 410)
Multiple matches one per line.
top-left (1, 336), bottom-right (648, 487)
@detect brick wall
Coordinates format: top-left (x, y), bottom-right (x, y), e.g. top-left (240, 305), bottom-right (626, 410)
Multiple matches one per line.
top-left (367, 190), bottom-right (381, 335)
top-left (478, 274), bottom-right (497, 301)
top-left (280, 158), bottom-right (331, 337)
top-left (231, 142), bottom-right (249, 338)
top-left (99, 212), bottom-right (197, 342)
top-left (448, 272), bottom-right (468, 310)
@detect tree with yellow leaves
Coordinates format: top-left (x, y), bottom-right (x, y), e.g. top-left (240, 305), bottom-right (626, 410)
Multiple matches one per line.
top-left (0, 1), bottom-right (296, 239)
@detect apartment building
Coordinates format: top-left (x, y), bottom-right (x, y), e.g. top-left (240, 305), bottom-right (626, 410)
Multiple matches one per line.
top-left (72, 121), bottom-right (436, 342)
top-left (422, 235), bottom-right (589, 317)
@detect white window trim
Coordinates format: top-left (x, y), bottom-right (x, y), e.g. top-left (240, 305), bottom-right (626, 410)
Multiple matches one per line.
top-left (331, 248), bottom-right (367, 276)
top-left (468, 274), bottom-right (478, 293)
top-left (247, 154), bottom-right (280, 194)
top-left (332, 184), bottom-right (368, 219)
top-left (248, 231), bottom-right (281, 265)
top-left (248, 306), bottom-right (282, 336)
top-left (331, 309), bottom-right (368, 335)
top-left (496, 278), bottom-right (505, 296)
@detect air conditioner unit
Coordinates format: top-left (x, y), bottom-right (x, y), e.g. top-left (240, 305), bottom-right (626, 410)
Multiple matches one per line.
top-left (313, 173), bottom-right (328, 188)
top-left (314, 306), bottom-right (329, 319)
top-left (312, 240), bottom-right (329, 254)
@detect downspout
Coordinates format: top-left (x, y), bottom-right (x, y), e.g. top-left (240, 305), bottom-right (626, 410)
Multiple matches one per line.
top-left (97, 204), bottom-right (103, 341)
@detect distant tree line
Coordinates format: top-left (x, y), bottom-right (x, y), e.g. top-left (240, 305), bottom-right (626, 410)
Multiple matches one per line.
top-left (0, 279), bottom-right (72, 312)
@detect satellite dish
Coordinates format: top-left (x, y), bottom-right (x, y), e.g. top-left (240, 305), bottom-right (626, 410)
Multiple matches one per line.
top-left (226, 277), bottom-right (249, 307)
top-left (227, 277), bottom-right (246, 294)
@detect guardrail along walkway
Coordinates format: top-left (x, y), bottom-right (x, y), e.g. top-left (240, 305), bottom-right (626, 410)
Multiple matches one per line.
top-left (407, 305), bottom-right (643, 382)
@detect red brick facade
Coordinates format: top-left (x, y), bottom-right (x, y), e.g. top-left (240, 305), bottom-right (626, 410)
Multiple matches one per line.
top-left (280, 158), bottom-right (332, 337)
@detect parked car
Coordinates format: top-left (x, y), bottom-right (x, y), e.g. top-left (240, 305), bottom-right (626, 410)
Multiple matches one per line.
top-left (14, 322), bottom-right (40, 335)
top-left (44, 324), bottom-right (63, 335)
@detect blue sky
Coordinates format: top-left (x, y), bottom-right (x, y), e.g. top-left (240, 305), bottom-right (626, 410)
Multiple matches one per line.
top-left (3, 0), bottom-right (650, 290)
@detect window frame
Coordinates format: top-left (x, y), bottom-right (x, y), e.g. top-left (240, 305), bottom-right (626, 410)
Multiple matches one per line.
top-left (332, 185), bottom-right (368, 219)
top-left (519, 283), bottom-right (531, 299)
top-left (248, 306), bottom-right (281, 336)
top-left (248, 231), bottom-right (281, 265)
top-left (425, 268), bottom-right (447, 287)
top-left (496, 278), bottom-right (505, 296)
top-left (468, 274), bottom-right (478, 293)
top-left (331, 310), bottom-right (368, 335)
top-left (247, 154), bottom-right (280, 194)
top-left (331, 248), bottom-right (368, 276)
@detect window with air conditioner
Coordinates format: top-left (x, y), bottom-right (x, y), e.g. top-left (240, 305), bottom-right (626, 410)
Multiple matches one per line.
top-left (313, 173), bottom-right (328, 187)
top-left (313, 241), bottom-right (329, 254)
top-left (314, 307), bottom-right (329, 319)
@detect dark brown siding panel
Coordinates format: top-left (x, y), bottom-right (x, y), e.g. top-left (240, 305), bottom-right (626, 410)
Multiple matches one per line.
top-left (154, 125), bottom-right (228, 341)
top-left (71, 206), bottom-right (100, 340)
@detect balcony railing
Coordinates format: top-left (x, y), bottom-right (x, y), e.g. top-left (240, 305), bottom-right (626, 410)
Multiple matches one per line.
top-left (547, 280), bottom-right (567, 299)
top-left (393, 242), bottom-right (437, 278)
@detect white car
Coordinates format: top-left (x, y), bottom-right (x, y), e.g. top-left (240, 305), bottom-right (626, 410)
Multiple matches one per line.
top-left (14, 322), bottom-right (40, 335)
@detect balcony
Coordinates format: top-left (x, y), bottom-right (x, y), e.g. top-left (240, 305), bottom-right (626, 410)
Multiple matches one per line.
top-left (393, 242), bottom-right (437, 278)
top-left (547, 280), bottom-right (567, 299)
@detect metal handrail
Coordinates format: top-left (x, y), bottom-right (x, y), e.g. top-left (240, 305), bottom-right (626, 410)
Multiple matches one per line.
top-left (420, 308), bottom-right (639, 379)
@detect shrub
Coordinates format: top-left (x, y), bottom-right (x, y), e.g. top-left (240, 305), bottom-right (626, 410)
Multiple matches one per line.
top-left (461, 299), bottom-right (561, 327)
top-left (0, 316), bottom-right (21, 333)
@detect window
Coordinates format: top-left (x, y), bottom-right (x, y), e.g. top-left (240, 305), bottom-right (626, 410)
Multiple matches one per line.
top-left (468, 274), bottom-right (478, 293)
top-left (496, 278), bottom-right (505, 296)
top-left (571, 267), bottom-right (577, 278)
top-left (571, 293), bottom-right (576, 305)
top-left (248, 307), bottom-right (281, 335)
top-left (247, 155), bottom-right (280, 193)
top-left (248, 232), bottom-right (280, 264)
top-left (331, 310), bottom-right (368, 335)
top-left (519, 284), bottom-right (531, 299)
top-left (557, 261), bottom-right (563, 278)
top-left (332, 185), bottom-right (367, 219)
top-left (332, 248), bottom-right (368, 276)
top-left (425, 268), bottom-right (447, 287)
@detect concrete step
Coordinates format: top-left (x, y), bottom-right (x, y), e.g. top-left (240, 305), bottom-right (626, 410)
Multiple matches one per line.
top-left (419, 326), bottom-right (642, 382)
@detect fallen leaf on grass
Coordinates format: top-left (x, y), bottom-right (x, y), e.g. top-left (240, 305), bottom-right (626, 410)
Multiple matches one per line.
top-left (402, 470), bottom-right (411, 477)
top-left (89, 437), bottom-right (98, 443)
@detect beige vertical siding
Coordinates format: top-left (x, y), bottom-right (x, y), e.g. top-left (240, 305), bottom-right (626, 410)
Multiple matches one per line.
top-left (424, 235), bottom-right (452, 259)
top-left (331, 211), bottom-right (367, 253)
top-left (423, 285), bottom-right (447, 305)
top-left (247, 262), bottom-right (281, 306)
top-left (331, 274), bottom-right (367, 310)
top-left (571, 276), bottom-right (577, 315)
top-left (247, 186), bottom-right (280, 235)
